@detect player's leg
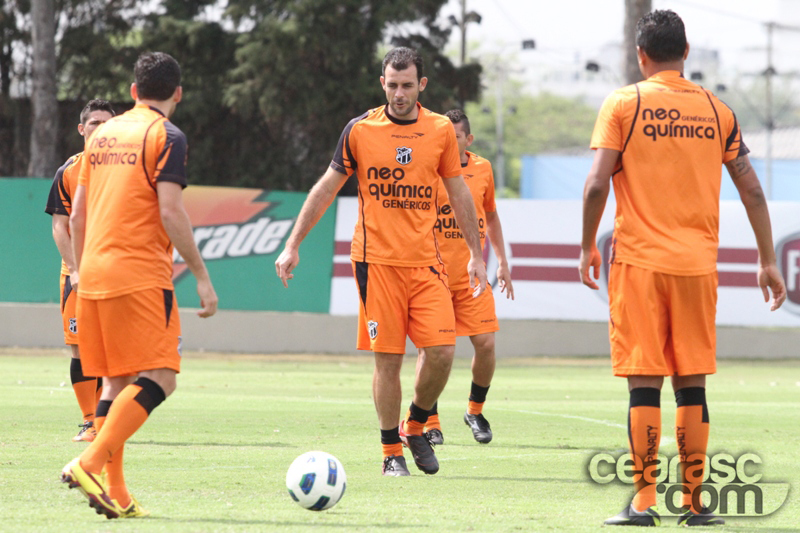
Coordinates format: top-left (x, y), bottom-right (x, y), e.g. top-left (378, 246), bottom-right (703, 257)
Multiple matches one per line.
top-left (403, 265), bottom-right (456, 474)
top-left (604, 265), bottom-right (669, 526)
top-left (669, 272), bottom-right (723, 526)
top-left (464, 332), bottom-right (495, 443)
top-left (351, 261), bottom-right (411, 476)
top-left (414, 350), bottom-right (443, 444)
top-left (62, 273), bottom-right (98, 441)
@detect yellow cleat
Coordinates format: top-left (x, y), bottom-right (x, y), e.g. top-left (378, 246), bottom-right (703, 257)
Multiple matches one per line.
top-left (116, 495), bottom-right (150, 518)
top-left (60, 457), bottom-right (120, 519)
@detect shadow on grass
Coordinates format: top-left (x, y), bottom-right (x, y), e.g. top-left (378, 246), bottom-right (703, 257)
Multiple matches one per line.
top-left (444, 475), bottom-right (588, 484)
top-left (146, 517), bottom-right (414, 528)
top-left (128, 440), bottom-right (295, 448)
top-left (446, 443), bottom-right (593, 451)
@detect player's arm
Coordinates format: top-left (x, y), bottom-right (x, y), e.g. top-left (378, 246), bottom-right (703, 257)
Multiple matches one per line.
top-left (725, 154), bottom-right (786, 310)
top-left (157, 181), bottom-right (218, 318)
top-left (443, 176), bottom-right (487, 296)
top-left (485, 210), bottom-right (514, 300)
top-left (52, 214), bottom-right (77, 276)
top-left (580, 148), bottom-right (619, 290)
top-left (275, 166), bottom-right (349, 288)
top-left (69, 184), bottom-right (87, 285)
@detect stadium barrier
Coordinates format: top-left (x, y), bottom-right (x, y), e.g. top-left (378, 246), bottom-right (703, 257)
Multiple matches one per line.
top-left (1, 179), bottom-right (797, 356)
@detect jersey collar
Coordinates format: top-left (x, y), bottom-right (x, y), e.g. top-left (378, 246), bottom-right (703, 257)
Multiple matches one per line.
top-left (384, 102), bottom-right (421, 125)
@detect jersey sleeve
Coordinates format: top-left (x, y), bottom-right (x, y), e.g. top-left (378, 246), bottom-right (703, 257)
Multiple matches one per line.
top-left (590, 91), bottom-right (624, 151)
top-left (722, 109), bottom-right (749, 164)
top-left (438, 123), bottom-right (462, 178)
top-left (484, 163), bottom-right (497, 212)
top-left (154, 121), bottom-right (188, 188)
top-left (45, 158), bottom-right (75, 216)
top-left (331, 113), bottom-right (367, 176)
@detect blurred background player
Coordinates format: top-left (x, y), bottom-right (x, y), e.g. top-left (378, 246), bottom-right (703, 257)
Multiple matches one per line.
top-left (276, 47), bottom-right (487, 477)
top-left (44, 99), bottom-right (115, 442)
top-left (61, 52), bottom-right (218, 519)
top-left (579, 10), bottom-right (786, 527)
top-left (419, 109), bottom-right (514, 446)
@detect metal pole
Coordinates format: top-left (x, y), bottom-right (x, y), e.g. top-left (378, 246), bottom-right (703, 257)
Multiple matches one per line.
top-left (765, 22), bottom-right (774, 200)
top-left (495, 65), bottom-right (505, 198)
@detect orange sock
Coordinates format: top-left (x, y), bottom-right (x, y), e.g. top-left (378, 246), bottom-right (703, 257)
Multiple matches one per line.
top-left (467, 400), bottom-right (483, 415)
top-left (80, 378), bottom-right (165, 475)
top-left (70, 358), bottom-right (98, 421)
top-left (106, 445), bottom-right (130, 508)
top-left (675, 387), bottom-right (709, 513)
top-left (628, 388), bottom-right (661, 512)
top-left (404, 402), bottom-right (428, 436)
top-left (382, 442), bottom-right (403, 458)
top-left (425, 413), bottom-right (441, 431)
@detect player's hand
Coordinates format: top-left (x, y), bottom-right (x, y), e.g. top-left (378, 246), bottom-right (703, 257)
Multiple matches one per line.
top-left (69, 270), bottom-right (79, 292)
top-left (275, 247), bottom-right (299, 288)
top-left (496, 263), bottom-right (514, 300)
top-left (196, 278), bottom-right (218, 318)
top-left (467, 256), bottom-right (488, 298)
top-left (579, 245), bottom-right (602, 290)
top-left (758, 263), bottom-right (787, 311)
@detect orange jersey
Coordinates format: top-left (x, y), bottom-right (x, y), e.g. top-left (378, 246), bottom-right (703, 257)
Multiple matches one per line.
top-left (331, 103), bottom-right (462, 267)
top-left (590, 70), bottom-right (748, 275)
top-left (78, 104), bottom-right (188, 299)
top-left (45, 152), bottom-right (83, 276)
top-left (434, 151), bottom-right (496, 288)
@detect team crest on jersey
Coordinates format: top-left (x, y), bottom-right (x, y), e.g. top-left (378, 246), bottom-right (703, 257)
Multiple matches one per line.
top-left (395, 146), bottom-right (412, 165)
top-left (367, 320), bottom-right (378, 340)
top-left (68, 318), bottom-right (77, 334)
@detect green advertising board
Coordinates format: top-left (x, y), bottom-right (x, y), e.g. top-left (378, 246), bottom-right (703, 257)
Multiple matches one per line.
top-left (0, 179), bottom-right (334, 313)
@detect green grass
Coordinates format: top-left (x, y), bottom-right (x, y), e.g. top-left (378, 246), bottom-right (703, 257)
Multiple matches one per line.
top-left (1, 349), bottom-right (799, 532)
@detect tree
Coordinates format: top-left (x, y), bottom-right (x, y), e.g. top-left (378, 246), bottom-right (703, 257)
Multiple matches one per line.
top-left (465, 74), bottom-right (596, 197)
top-left (28, 0), bottom-right (58, 177)
top-left (223, 0), bottom-right (482, 192)
top-left (623, 0), bottom-right (651, 85)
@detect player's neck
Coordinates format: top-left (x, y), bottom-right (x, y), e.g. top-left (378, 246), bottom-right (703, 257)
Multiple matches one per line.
top-left (136, 99), bottom-right (175, 118)
top-left (460, 151), bottom-right (469, 165)
top-left (643, 62), bottom-right (684, 79)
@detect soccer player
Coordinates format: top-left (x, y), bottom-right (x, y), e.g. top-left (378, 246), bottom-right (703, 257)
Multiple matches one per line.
top-left (45, 99), bottom-right (115, 443)
top-left (420, 109), bottom-right (514, 446)
top-left (61, 52), bottom-right (218, 519)
top-left (579, 10), bottom-right (787, 527)
top-left (275, 47), bottom-right (487, 477)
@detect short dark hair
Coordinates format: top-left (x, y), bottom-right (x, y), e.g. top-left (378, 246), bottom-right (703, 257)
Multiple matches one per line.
top-left (445, 109), bottom-right (470, 135)
top-left (79, 99), bottom-right (115, 125)
top-left (134, 52), bottom-right (181, 101)
top-left (636, 10), bottom-right (687, 63)
top-left (382, 47), bottom-right (424, 81)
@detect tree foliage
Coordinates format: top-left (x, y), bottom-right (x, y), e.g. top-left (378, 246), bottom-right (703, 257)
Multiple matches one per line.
top-left (2, 0), bottom-right (483, 187)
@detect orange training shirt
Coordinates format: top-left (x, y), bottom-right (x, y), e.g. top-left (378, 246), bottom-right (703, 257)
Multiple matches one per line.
top-left (77, 104), bottom-right (188, 299)
top-left (331, 103), bottom-right (462, 267)
top-left (590, 70), bottom-right (748, 276)
top-left (434, 151), bottom-right (496, 288)
top-left (45, 152), bottom-right (83, 276)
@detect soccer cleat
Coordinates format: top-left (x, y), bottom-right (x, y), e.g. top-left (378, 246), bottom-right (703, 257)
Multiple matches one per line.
top-left (464, 412), bottom-right (493, 443)
top-left (73, 420), bottom-right (96, 442)
top-left (382, 455), bottom-right (411, 476)
top-left (399, 421), bottom-right (439, 474)
top-left (677, 506), bottom-right (725, 526)
top-left (60, 457), bottom-right (120, 519)
top-left (425, 428), bottom-right (444, 446)
top-left (604, 504), bottom-right (661, 527)
top-left (116, 495), bottom-right (150, 518)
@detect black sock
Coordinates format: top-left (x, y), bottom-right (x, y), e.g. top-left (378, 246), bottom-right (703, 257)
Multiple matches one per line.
top-left (469, 382), bottom-right (490, 404)
top-left (132, 377), bottom-right (166, 415)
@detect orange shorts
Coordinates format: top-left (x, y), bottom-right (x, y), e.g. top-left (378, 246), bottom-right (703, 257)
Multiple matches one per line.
top-left (77, 287), bottom-right (182, 377)
top-left (451, 285), bottom-right (498, 337)
top-left (353, 261), bottom-right (456, 354)
top-left (608, 263), bottom-right (717, 377)
top-left (59, 273), bottom-right (78, 345)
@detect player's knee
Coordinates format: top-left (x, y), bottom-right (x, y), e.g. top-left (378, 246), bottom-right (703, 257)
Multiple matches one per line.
top-left (471, 333), bottom-right (495, 356)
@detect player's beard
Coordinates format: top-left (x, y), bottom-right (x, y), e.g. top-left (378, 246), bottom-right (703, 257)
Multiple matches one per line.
top-left (389, 97), bottom-right (417, 118)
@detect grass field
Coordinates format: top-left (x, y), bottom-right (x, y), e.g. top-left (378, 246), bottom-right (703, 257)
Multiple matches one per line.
top-left (1, 348), bottom-right (798, 532)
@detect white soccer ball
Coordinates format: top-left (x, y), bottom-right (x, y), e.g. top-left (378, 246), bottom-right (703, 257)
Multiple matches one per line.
top-left (285, 451), bottom-right (347, 511)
